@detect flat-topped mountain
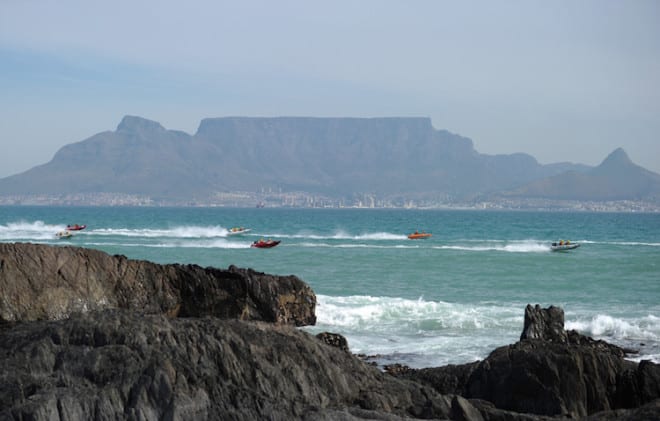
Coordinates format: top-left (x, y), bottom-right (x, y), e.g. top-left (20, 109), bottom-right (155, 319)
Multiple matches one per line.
top-left (0, 115), bottom-right (657, 205)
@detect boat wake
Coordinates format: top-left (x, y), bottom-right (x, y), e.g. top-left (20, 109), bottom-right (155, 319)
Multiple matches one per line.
top-left (263, 230), bottom-right (407, 241)
top-left (0, 221), bottom-right (68, 240)
top-left (580, 240), bottom-right (660, 247)
top-left (90, 225), bottom-right (233, 238)
top-left (433, 240), bottom-right (550, 253)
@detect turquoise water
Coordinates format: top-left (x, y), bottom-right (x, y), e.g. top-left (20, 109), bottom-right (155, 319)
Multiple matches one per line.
top-left (1, 206), bottom-right (659, 367)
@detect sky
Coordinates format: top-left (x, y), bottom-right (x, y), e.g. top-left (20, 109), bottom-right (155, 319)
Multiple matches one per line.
top-left (1, 0), bottom-right (659, 178)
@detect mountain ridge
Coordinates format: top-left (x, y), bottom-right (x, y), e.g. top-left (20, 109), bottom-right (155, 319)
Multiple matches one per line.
top-left (0, 115), bottom-right (658, 206)
top-left (502, 148), bottom-right (660, 202)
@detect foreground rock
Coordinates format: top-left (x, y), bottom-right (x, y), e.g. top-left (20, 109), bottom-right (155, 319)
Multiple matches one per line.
top-left (0, 242), bottom-right (315, 325)
top-left (397, 304), bottom-right (660, 419)
top-left (0, 310), bottom-right (480, 420)
top-left (2, 243), bottom-right (659, 420)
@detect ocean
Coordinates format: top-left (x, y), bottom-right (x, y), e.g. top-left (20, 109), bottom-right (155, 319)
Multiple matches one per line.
top-left (1, 206), bottom-right (659, 368)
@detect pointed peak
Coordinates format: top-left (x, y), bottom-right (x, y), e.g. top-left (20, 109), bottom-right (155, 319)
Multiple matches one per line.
top-left (117, 115), bottom-right (165, 133)
top-left (600, 148), bottom-right (632, 166)
top-left (591, 148), bottom-right (637, 176)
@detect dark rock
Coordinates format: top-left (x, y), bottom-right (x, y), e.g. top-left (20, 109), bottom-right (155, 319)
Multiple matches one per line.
top-left (0, 243), bottom-right (316, 326)
top-left (397, 304), bottom-right (660, 419)
top-left (463, 339), bottom-right (634, 417)
top-left (3, 249), bottom-right (659, 421)
top-left (519, 304), bottom-right (567, 343)
top-left (451, 395), bottom-right (484, 421)
top-left (316, 332), bottom-right (350, 353)
top-left (0, 310), bottom-right (466, 420)
top-left (583, 398), bottom-right (660, 421)
top-left (398, 362), bottom-right (479, 396)
top-left (383, 364), bottom-right (412, 376)
top-left (469, 399), bottom-right (564, 420)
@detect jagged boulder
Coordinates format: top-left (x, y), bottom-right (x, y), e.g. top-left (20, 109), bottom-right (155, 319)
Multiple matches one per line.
top-left (0, 243), bottom-right (316, 326)
top-left (519, 304), bottom-right (567, 343)
top-left (0, 310), bottom-right (463, 420)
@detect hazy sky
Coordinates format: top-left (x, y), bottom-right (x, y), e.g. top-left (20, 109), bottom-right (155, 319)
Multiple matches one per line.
top-left (1, 1), bottom-right (659, 177)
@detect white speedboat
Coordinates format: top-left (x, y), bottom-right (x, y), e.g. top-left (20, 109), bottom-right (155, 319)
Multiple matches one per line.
top-left (56, 230), bottom-right (73, 239)
top-left (550, 242), bottom-right (579, 251)
top-left (227, 227), bottom-right (251, 236)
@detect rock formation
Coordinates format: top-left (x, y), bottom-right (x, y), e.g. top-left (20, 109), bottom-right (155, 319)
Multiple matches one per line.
top-left (0, 310), bottom-right (478, 420)
top-left (398, 304), bottom-right (660, 419)
top-left (0, 242), bottom-right (316, 326)
top-left (1, 243), bottom-right (659, 420)
top-left (519, 304), bottom-right (567, 342)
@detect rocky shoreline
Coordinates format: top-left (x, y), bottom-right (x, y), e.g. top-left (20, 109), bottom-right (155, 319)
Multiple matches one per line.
top-left (1, 243), bottom-right (659, 420)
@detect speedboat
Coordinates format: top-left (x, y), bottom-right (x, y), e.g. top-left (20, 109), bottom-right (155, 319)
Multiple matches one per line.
top-left (66, 224), bottom-right (86, 231)
top-left (251, 239), bottom-right (280, 248)
top-left (56, 230), bottom-right (73, 239)
top-left (550, 242), bottom-right (580, 251)
top-left (227, 227), bottom-right (251, 235)
top-left (408, 231), bottom-right (432, 240)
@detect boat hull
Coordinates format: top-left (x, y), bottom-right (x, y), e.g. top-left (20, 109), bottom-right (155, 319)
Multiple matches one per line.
top-left (251, 240), bottom-right (280, 248)
top-left (550, 243), bottom-right (580, 251)
top-left (408, 233), bottom-right (432, 239)
top-left (228, 228), bottom-right (251, 236)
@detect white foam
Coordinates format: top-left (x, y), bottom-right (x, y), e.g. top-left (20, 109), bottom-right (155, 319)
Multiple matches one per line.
top-left (89, 225), bottom-right (230, 238)
top-left (308, 295), bottom-right (523, 363)
top-left (136, 239), bottom-right (252, 249)
top-left (262, 230), bottom-right (407, 241)
top-left (566, 314), bottom-right (660, 342)
top-left (0, 220), bottom-right (67, 240)
top-left (355, 232), bottom-right (409, 241)
top-left (433, 240), bottom-right (549, 253)
top-left (307, 296), bottom-right (660, 366)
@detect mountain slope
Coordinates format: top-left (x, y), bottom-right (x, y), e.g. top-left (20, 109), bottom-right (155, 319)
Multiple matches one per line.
top-left (0, 116), bottom-right (207, 198)
top-left (502, 148), bottom-right (660, 201)
top-left (0, 115), bottom-right (609, 202)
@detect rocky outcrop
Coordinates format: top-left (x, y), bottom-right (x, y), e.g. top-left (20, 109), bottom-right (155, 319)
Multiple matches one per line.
top-left (0, 310), bottom-right (468, 420)
top-left (2, 244), bottom-right (659, 420)
top-left (519, 304), bottom-right (567, 342)
top-left (398, 304), bottom-right (660, 419)
top-left (0, 243), bottom-right (316, 326)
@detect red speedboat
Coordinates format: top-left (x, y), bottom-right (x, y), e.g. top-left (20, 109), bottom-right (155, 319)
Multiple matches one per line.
top-left (66, 224), bottom-right (87, 231)
top-left (408, 231), bottom-right (432, 239)
top-left (251, 239), bottom-right (280, 248)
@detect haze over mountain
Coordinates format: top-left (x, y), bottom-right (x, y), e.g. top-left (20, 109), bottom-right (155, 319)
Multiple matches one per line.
top-left (501, 148), bottom-right (660, 202)
top-left (0, 116), bottom-right (657, 206)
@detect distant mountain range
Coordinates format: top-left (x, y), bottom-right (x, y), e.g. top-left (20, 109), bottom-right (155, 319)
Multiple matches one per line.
top-left (0, 115), bottom-right (658, 206)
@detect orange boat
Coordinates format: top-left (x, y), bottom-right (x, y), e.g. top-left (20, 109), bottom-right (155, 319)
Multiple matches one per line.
top-left (408, 231), bottom-right (432, 240)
